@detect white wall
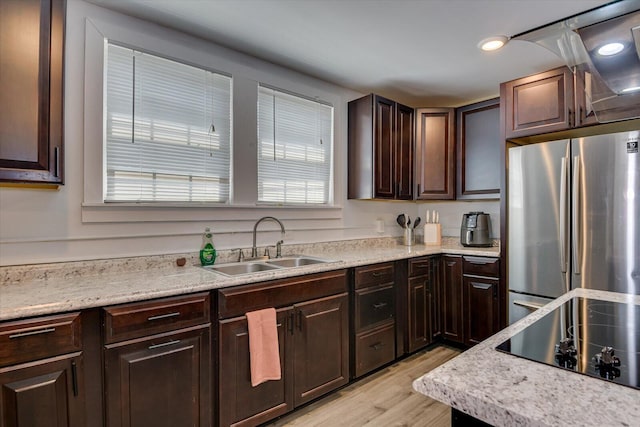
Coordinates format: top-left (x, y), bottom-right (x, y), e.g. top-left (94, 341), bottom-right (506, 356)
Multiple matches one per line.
top-left (0, 0), bottom-right (498, 266)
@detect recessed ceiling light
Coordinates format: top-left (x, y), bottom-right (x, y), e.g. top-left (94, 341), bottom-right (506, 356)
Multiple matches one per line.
top-left (478, 36), bottom-right (509, 51)
top-left (597, 42), bottom-right (624, 56)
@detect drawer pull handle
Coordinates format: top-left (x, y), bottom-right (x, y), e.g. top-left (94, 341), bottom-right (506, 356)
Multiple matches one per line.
top-left (71, 360), bottom-right (79, 397)
top-left (371, 272), bottom-right (386, 278)
top-left (372, 302), bottom-right (388, 310)
top-left (9, 327), bottom-right (56, 339)
top-left (370, 342), bottom-right (385, 350)
top-left (513, 300), bottom-right (545, 310)
top-left (148, 339), bottom-right (181, 350)
top-left (147, 312), bottom-right (181, 321)
top-left (288, 313), bottom-right (294, 335)
top-left (471, 282), bottom-right (492, 290)
top-left (414, 263), bottom-right (430, 268)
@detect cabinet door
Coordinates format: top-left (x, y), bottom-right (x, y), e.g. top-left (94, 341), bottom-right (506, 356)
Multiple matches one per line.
top-left (218, 309), bottom-right (293, 427)
top-left (504, 67), bottom-right (574, 139)
top-left (104, 326), bottom-right (211, 427)
top-left (415, 108), bottom-right (455, 200)
top-left (395, 103), bottom-right (414, 200)
top-left (456, 99), bottom-right (500, 199)
top-left (0, 353), bottom-right (84, 427)
top-left (293, 293), bottom-right (349, 406)
top-left (373, 95), bottom-right (396, 199)
top-left (0, 0), bottom-right (64, 184)
top-left (407, 276), bottom-right (432, 353)
top-left (430, 257), bottom-right (442, 341)
top-left (441, 256), bottom-right (463, 343)
top-left (464, 277), bottom-right (500, 346)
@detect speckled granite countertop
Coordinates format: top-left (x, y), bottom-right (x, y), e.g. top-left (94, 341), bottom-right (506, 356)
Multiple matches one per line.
top-left (413, 288), bottom-right (640, 427)
top-left (0, 238), bottom-right (498, 321)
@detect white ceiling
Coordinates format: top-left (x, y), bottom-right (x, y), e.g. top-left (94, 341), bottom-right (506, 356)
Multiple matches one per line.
top-left (88, 0), bottom-right (611, 107)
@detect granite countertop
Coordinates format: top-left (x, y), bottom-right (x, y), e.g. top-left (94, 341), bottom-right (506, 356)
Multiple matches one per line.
top-left (0, 238), bottom-right (498, 321)
top-left (413, 288), bottom-right (640, 427)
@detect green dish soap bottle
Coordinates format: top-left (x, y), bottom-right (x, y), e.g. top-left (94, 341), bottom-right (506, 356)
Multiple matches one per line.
top-left (199, 227), bottom-right (217, 266)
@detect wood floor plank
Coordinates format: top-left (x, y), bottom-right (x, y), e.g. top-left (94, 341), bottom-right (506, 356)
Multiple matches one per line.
top-left (265, 345), bottom-right (460, 427)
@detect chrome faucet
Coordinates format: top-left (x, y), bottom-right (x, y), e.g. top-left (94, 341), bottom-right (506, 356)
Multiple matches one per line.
top-left (251, 216), bottom-right (285, 258)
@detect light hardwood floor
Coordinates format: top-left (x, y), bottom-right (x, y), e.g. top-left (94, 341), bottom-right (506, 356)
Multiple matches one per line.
top-left (266, 345), bottom-right (461, 427)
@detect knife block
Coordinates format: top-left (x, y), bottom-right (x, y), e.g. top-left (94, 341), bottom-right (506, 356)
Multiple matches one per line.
top-left (423, 223), bottom-right (441, 245)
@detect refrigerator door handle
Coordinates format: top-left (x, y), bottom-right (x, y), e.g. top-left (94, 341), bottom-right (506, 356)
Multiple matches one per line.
top-left (559, 156), bottom-right (568, 273)
top-left (513, 300), bottom-right (546, 310)
top-left (572, 155), bottom-right (581, 275)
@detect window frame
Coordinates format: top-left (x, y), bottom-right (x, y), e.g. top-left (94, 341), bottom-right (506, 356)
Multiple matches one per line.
top-left (256, 84), bottom-right (335, 206)
top-left (103, 41), bottom-right (233, 203)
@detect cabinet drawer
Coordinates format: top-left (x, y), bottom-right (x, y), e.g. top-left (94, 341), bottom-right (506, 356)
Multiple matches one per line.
top-left (409, 257), bottom-right (432, 277)
top-left (354, 263), bottom-right (394, 289)
top-left (104, 292), bottom-right (210, 344)
top-left (354, 322), bottom-right (395, 377)
top-left (0, 312), bottom-right (82, 367)
top-left (463, 256), bottom-right (499, 277)
top-left (354, 284), bottom-right (395, 331)
top-left (219, 270), bottom-right (347, 319)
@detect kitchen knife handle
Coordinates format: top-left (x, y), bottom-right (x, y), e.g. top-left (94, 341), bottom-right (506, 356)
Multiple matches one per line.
top-left (559, 156), bottom-right (568, 273)
top-left (572, 156), bottom-right (581, 275)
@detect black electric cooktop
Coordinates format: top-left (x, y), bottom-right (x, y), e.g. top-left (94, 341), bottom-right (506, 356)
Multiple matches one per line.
top-left (497, 297), bottom-right (640, 390)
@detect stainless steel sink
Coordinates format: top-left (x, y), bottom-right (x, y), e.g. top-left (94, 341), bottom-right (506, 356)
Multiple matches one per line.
top-left (204, 261), bottom-right (281, 276)
top-left (201, 255), bottom-right (332, 277)
top-left (266, 256), bottom-right (331, 268)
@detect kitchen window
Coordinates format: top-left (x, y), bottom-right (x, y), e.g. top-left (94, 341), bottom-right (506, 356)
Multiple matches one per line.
top-left (104, 43), bottom-right (232, 202)
top-left (257, 86), bottom-right (334, 205)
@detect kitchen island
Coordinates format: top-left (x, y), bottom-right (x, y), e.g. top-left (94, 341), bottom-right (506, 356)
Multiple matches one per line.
top-left (413, 288), bottom-right (640, 427)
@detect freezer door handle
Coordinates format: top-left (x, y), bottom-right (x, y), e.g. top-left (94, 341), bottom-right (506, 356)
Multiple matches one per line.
top-left (572, 156), bottom-right (581, 275)
top-left (513, 300), bottom-right (546, 310)
top-left (559, 156), bottom-right (568, 273)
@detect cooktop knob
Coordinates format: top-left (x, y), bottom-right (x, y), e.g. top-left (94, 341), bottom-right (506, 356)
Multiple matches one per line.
top-left (593, 346), bottom-right (621, 380)
top-left (554, 338), bottom-right (577, 369)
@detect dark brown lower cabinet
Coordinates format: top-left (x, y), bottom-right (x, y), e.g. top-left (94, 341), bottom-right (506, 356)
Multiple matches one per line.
top-left (294, 294), bottom-right (349, 406)
top-left (352, 263), bottom-right (396, 378)
top-left (406, 256), bottom-right (441, 353)
top-left (218, 273), bottom-right (349, 427)
top-left (441, 256), bottom-right (464, 343)
top-left (439, 256), bottom-right (501, 347)
top-left (463, 276), bottom-right (500, 346)
top-left (103, 325), bottom-right (211, 427)
top-left (0, 353), bottom-right (85, 427)
top-left (407, 275), bottom-right (432, 352)
top-left (218, 309), bottom-right (292, 427)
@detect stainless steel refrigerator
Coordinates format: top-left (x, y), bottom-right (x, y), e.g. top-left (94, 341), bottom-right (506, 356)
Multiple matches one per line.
top-left (508, 130), bottom-right (640, 324)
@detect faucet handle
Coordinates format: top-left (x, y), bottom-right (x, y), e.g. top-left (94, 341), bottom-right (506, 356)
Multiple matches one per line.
top-left (233, 248), bottom-right (245, 263)
top-left (276, 240), bottom-right (284, 258)
top-left (263, 246), bottom-right (276, 259)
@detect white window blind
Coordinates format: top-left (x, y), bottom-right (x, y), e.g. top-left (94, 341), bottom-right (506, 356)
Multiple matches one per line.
top-left (257, 86), bottom-right (333, 205)
top-left (105, 43), bottom-right (232, 202)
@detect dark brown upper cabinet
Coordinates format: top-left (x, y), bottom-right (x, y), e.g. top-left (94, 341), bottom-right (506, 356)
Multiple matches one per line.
top-left (348, 94), bottom-right (414, 200)
top-left (0, 0), bottom-right (65, 184)
top-left (415, 108), bottom-right (455, 200)
top-left (502, 67), bottom-right (574, 139)
top-left (455, 98), bottom-right (500, 200)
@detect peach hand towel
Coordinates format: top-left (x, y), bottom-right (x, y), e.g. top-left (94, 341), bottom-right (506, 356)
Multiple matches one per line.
top-left (246, 308), bottom-right (281, 387)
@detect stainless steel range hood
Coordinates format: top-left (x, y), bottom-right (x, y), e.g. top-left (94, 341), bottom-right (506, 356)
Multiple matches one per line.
top-left (513, 1), bottom-right (640, 123)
